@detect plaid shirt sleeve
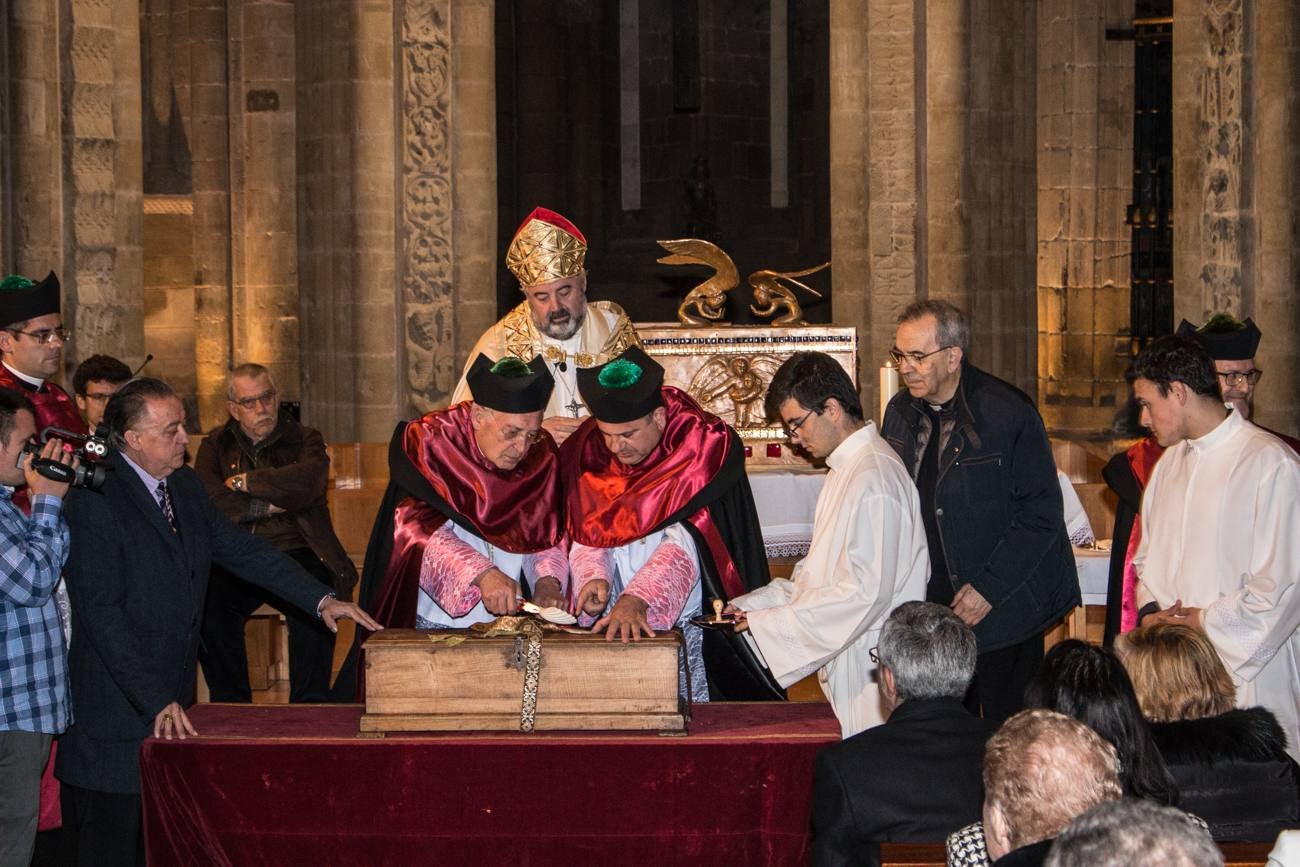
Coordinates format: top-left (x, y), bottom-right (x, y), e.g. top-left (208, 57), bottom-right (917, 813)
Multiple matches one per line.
top-left (1, 491), bottom-right (72, 734)
top-left (0, 493), bottom-right (70, 607)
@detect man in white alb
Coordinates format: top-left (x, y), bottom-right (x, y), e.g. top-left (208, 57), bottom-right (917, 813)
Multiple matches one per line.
top-left (451, 207), bottom-right (641, 445)
top-left (1131, 334), bottom-right (1300, 761)
top-left (727, 352), bottom-right (929, 737)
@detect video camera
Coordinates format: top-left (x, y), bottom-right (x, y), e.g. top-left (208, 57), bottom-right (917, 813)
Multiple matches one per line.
top-left (21, 425), bottom-right (114, 492)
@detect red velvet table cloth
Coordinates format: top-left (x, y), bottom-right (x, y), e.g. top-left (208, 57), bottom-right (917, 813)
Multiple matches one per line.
top-left (140, 702), bottom-right (839, 866)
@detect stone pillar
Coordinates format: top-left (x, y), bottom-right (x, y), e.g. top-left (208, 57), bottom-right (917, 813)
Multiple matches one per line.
top-left (228, 0), bottom-right (301, 409)
top-left (189, 0), bottom-right (233, 426)
top-left (5, 0), bottom-right (145, 376)
top-left (449, 1), bottom-right (498, 380)
top-left (831, 0), bottom-right (924, 418)
top-left (1036, 0), bottom-right (1134, 435)
top-left (299, 0), bottom-right (496, 441)
top-left (296, 0), bottom-right (396, 442)
top-left (967, 0), bottom-right (1035, 391)
top-left (828, 1), bottom-right (874, 402)
top-left (5, 0), bottom-right (63, 279)
top-left (1174, 0), bottom-right (1300, 433)
top-left (1250, 0), bottom-right (1300, 433)
top-left (923, 0), bottom-right (970, 316)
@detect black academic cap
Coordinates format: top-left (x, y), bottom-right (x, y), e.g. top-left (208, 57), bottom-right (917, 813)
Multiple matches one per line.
top-left (577, 346), bottom-right (665, 424)
top-left (1175, 315), bottom-right (1261, 361)
top-left (0, 272), bottom-right (60, 328)
top-left (465, 354), bottom-right (554, 414)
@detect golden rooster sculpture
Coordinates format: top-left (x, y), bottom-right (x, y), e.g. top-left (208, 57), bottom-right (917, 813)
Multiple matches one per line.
top-left (658, 238), bottom-right (739, 326)
top-left (747, 262), bottom-right (830, 327)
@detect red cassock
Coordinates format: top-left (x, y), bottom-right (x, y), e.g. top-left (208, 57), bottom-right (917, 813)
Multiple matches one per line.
top-left (361, 402), bottom-right (564, 630)
top-left (561, 386), bottom-right (784, 700)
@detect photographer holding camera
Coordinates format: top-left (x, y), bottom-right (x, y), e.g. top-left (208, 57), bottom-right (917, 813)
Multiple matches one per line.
top-left (0, 387), bottom-right (77, 866)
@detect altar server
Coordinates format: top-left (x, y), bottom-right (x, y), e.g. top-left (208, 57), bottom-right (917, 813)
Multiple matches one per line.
top-left (563, 346), bottom-right (781, 701)
top-left (729, 352), bottom-right (929, 737)
top-left (357, 354), bottom-right (569, 633)
top-left (1131, 335), bottom-right (1300, 763)
top-left (451, 207), bottom-right (641, 444)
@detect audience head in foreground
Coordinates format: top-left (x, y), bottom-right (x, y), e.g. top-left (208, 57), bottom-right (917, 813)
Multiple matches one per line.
top-left (810, 602), bottom-right (993, 867)
top-left (1117, 623), bottom-right (1300, 843)
top-left (878, 600), bottom-right (977, 712)
top-left (1045, 799), bottom-right (1222, 867)
top-left (1116, 623), bottom-right (1235, 723)
top-left (1024, 639), bottom-right (1177, 804)
top-left (982, 709), bottom-right (1123, 862)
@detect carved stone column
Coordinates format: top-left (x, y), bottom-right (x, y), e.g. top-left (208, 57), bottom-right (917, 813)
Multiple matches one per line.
top-left (298, 0), bottom-right (496, 440)
top-left (5, 0), bottom-right (145, 375)
top-left (1174, 0), bottom-right (1299, 433)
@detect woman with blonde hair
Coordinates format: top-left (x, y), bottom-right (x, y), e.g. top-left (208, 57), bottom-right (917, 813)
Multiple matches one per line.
top-left (1119, 623), bottom-right (1300, 841)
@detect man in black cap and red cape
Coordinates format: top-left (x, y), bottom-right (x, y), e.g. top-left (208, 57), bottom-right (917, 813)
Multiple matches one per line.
top-left (0, 272), bottom-right (85, 444)
top-left (563, 346), bottom-right (783, 702)
top-left (341, 355), bottom-right (568, 694)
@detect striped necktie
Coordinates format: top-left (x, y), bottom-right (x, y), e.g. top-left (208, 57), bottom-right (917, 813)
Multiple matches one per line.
top-left (156, 481), bottom-right (177, 531)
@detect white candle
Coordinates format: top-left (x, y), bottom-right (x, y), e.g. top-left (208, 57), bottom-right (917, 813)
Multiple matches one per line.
top-left (879, 360), bottom-right (900, 423)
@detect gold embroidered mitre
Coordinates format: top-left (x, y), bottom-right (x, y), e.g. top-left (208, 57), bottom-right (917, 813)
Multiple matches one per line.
top-left (506, 207), bottom-right (588, 288)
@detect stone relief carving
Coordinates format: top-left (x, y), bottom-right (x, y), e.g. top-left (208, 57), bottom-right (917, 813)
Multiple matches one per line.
top-left (401, 0), bottom-right (455, 414)
top-left (1199, 0), bottom-right (1245, 317)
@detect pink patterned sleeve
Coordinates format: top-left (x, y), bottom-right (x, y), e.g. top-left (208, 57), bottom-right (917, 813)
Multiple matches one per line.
top-left (569, 543), bottom-right (614, 626)
top-left (525, 536), bottom-right (571, 594)
top-left (623, 540), bottom-right (699, 629)
top-left (419, 523), bottom-right (493, 617)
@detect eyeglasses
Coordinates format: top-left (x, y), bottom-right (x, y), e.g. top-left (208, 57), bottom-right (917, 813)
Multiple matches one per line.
top-left (869, 646), bottom-right (879, 664)
top-left (7, 326), bottom-right (71, 345)
top-left (783, 408), bottom-right (820, 438)
top-left (231, 390), bottom-right (277, 410)
top-left (888, 345), bottom-right (954, 366)
top-left (1216, 369), bottom-right (1262, 388)
top-left (500, 426), bottom-right (544, 446)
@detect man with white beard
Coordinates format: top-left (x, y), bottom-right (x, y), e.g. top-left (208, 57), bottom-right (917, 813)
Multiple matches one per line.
top-left (451, 207), bottom-right (641, 445)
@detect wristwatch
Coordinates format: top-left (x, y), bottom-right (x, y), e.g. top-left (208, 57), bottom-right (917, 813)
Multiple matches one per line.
top-left (231, 474), bottom-right (245, 492)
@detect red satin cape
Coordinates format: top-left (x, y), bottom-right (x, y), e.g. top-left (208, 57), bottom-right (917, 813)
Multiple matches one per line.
top-left (399, 403), bottom-right (562, 553)
top-left (371, 404), bottom-right (562, 629)
top-left (562, 387), bottom-right (746, 597)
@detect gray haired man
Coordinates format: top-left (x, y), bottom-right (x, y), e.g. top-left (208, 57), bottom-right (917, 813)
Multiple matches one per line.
top-left (811, 601), bottom-right (999, 867)
top-left (1046, 799), bottom-right (1223, 867)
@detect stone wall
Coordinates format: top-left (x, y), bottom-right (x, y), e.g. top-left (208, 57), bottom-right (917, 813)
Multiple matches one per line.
top-left (4, 0), bottom-right (146, 385)
top-left (831, 0), bottom-right (1038, 417)
top-left (1174, 0), bottom-right (1299, 434)
top-left (1037, 0), bottom-right (1135, 436)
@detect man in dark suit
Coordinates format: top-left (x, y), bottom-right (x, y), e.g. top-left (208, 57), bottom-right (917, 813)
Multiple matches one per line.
top-left (811, 601), bottom-right (997, 867)
top-left (55, 378), bottom-right (381, 866)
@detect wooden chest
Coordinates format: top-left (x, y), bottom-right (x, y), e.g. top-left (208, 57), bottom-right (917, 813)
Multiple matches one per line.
top-left (359, 628), bottom-right (688, 734)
